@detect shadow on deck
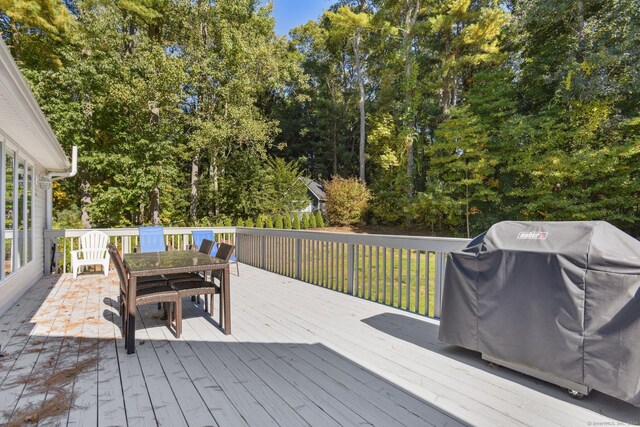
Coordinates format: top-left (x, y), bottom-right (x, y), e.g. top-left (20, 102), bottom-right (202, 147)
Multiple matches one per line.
top-left (362, 312), bottom-right (640, 424)
top-left (0, 266), bottom-right (638, 426)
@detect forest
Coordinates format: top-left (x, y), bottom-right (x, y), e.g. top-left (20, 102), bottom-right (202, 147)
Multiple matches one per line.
top-left (1, 0), bottom-right (639, 237)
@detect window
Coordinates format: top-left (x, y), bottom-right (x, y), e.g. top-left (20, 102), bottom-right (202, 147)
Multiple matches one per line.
top-left (1, 140), bottom-right (36, 281)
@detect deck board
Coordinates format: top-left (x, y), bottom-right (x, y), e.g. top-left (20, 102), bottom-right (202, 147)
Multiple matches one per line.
top-left (0, 265), bottom-right (638, 426)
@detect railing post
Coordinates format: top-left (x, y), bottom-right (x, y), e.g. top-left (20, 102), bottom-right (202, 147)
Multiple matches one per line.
top-left (43, 236), bottom-right (52, 275)
top-left (434, 252), bottom-right (447, 318)
top-left (236, 232), bottom-right (241, 262)
top-left (347, 244), bottom-right (355, 295)
top-left (295, 238), bottom-right (302, 280)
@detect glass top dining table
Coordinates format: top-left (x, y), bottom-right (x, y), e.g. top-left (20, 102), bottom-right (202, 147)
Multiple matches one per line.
top-left (123, 250), bottom-right (231, 354)
top-left (125, 250), bottom-right (228, 276)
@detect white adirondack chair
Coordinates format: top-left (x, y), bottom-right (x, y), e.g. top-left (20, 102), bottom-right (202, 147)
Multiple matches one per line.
top-left (71, 230), bottom-right (110, 279)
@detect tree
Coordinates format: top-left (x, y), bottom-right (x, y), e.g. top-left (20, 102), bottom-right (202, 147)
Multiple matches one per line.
top-left (0, 0), bottom-right (74, 67)
top-left (315, 210), bottom-right (325, 228)
top-left (180, 0), bottom-right (305, 219)
top-left (301, 212), bottom-right (310, 229)
top-left (283, 214), bottom-right (292, 229)
top-left (263, 157), bottom-right (310, 214)
top-left (326, 5), bottom-right (375, 183)
top-left (324, 176), bottom-right (371, 226)
top-left (309, 212), bottom-right (317, 228)
top-left (285, 19), bottom-right (359, 178)
top-left (378, 0), bottom-right (423, 196)
top-left (431, 105), bottom-right (498, 236)
top-left (292, 213), bottom-right (301, 230)
top-left (274, 214), bottom-right (284, 229)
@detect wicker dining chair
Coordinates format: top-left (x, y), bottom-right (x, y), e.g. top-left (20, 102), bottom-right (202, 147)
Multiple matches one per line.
top-left (211, 243), bottom-right (235, 284)
top-left (165, 238), bottom-right (215, 305)
top-left (167, 242), bottom-right (235, 325)
top-left (108, 244), bottom-right (182, 339)
top-left (165, 239), bottom-right (215, 301)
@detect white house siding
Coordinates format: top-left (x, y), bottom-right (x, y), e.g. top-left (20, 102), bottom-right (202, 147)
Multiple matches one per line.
top-left (0, 39), bottom-right (70, 316)
top-left (0, 163), bottom-right (46, 315)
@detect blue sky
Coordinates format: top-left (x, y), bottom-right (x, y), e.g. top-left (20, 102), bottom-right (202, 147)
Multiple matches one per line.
top-left (270, 0), bottom-right (331, 36)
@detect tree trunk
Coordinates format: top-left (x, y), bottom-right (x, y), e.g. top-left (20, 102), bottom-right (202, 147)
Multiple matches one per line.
top-left (190, 154), bottom-right (199, 222)
top-left (7, 21), bottom-right (21, 61)
top-left (575, 0), bottom-right (585, 63)
top-left (150, 186), bottom-right (160, 225)
top-left (80, 177), bottom-right (91, 229)
top-left (333, 120), bottom-right (338, 176)
top-left (354, 29), bottom-right (366, 183)
top-left (404, 1), bottom-right (420, 198)
top-left (326, 77), bottom-right (340, 176)
top-left (465, 162), bottom-right (470, 238)
top-left (137, 203), bottom-right (145, 225)
top-left (210, 151), bottom-right (219, 217)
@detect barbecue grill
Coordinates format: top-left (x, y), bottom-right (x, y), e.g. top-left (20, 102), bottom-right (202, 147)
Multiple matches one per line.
top-left (439, 221), bottom-right (640, 405)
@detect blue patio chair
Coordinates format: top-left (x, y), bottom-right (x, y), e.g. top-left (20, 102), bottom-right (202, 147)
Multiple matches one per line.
top-left (229, 247), bottom-right (239, 276)
top-left (138, 226), bottom-right (167, 253)
top-left (137, 225), bottom-right (170, 311)
top-left (192, 230), bottom-right (240, 276)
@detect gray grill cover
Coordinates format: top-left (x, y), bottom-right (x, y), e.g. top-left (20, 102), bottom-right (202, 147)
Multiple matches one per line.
top-left (438, 221), bottom-right (640, 405)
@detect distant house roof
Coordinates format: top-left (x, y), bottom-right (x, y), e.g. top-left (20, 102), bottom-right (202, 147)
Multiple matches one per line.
top-left (300, 177), bottom-right (326, 201)
top-left (0, 38), bottom-right (70, 171)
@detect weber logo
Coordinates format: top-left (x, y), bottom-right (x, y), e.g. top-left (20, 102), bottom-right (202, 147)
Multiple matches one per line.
top-left (517, 231), bottom-right (548, 240)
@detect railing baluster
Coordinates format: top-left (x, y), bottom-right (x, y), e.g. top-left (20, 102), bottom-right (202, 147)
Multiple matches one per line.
top-left (383, 247), bottom-right (387, 304)
top-left (319, 240), bottom-right (322, 286)
top-left (329, 242), bottom-right (337, 290)
top-left (376, 246), bottom-right (380, 302)
top-left (325, 241), bottom-right (329, 288)
top-left (295, 238), bottom-right (301, 280)
top-left (321, 240), bottom-right (325, 286)
top-left (399, 249), bottom-right (403, 309)
top-left (291, 237), bottom-right (294, 277)
top-left (368, 245), bottom-right (372, 301)
top-left (407, 249), bottom-right (412, 311)
top-left (390, 248), bottom-right (395, 306)
top-left (354, 244), bottom-right (359, 296)
top-left (63, 237), bottom-right (67, 274)
top-left (425, 251), bottom-right (431, 316)
top-left (416, 250), bottom-right (421, 314)
top-left (313, 240), bottom-right (317, 285)
top-left (318, 240), bottom-right (321, 286)
top-left (340, 243), bottom-right (344, 292)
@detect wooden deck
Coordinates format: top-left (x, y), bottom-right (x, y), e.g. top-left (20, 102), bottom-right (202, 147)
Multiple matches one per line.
top-left (0, 265), bottom-right (639, 426)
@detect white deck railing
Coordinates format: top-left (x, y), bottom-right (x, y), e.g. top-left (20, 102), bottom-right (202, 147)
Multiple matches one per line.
top-left (236, 228), bottom-right (470, 318)
top-left (44, 226), bottom-right (470, 318)
top-left (43, 226), bottom-right (236, 275)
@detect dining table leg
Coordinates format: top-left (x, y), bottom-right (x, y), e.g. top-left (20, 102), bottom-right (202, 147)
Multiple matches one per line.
top-left (223, 265), bottom-right (231, 335)
top-left (127, 276), bottom-right (137, 354)
top-left (218, 273), bottom-right (223, 327)
top-left (127, 312), bottom-right (136, 354)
